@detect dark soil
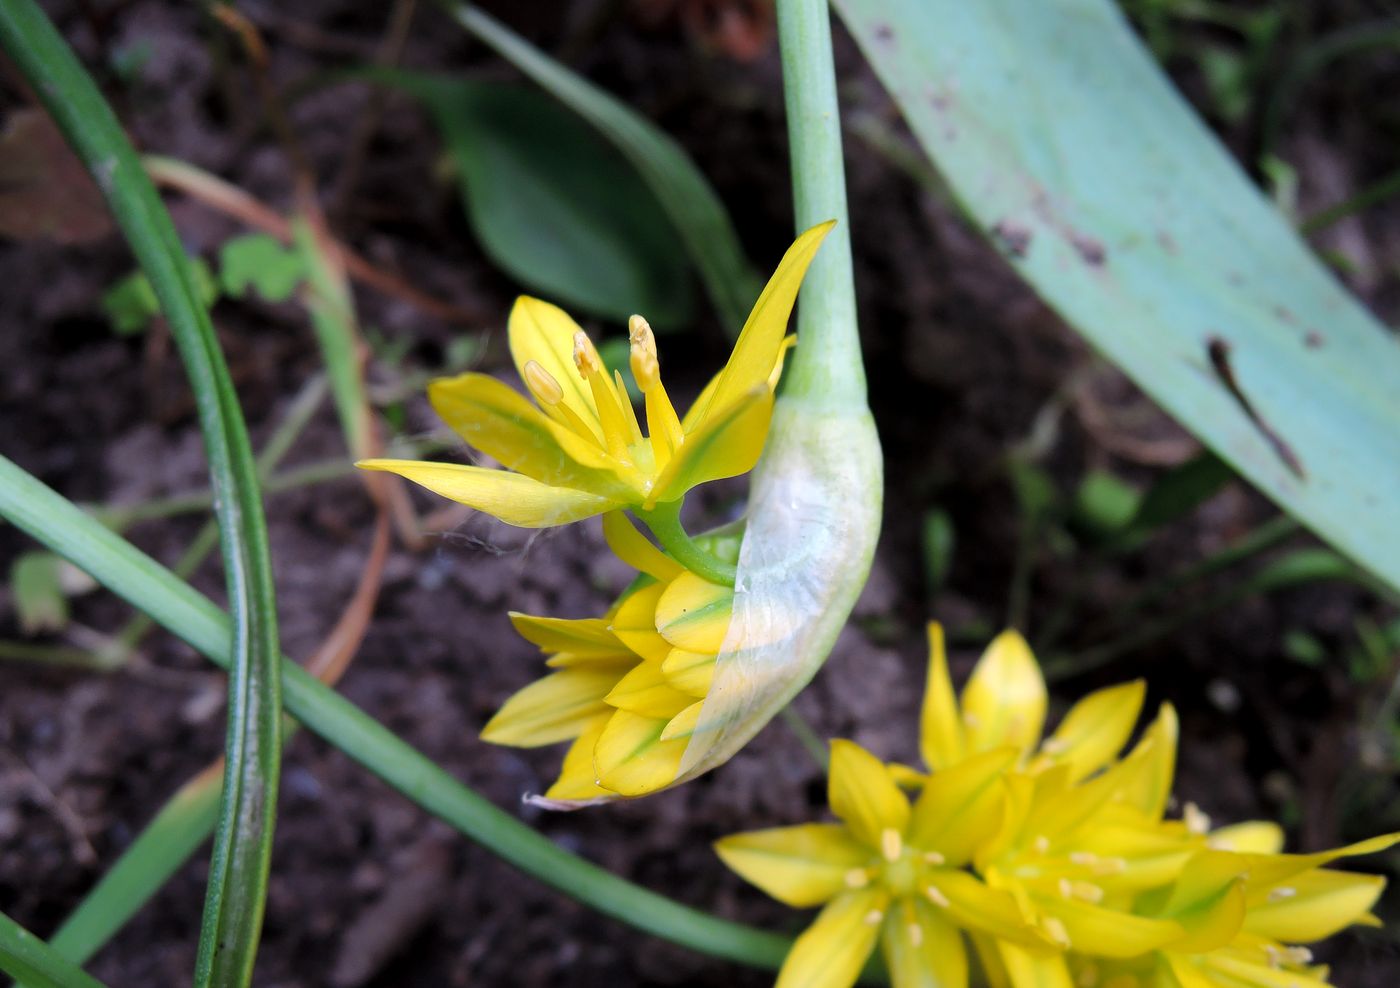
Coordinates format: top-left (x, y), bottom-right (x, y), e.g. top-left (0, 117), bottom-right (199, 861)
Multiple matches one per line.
top-left (3, 1), bottom-right (1399, 985)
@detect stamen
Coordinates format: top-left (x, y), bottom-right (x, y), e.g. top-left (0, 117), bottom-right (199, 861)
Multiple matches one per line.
top-left (1069, 851), bottom-right (1099, 867)
top-left (1282, 946), bottom-right (1313, 965)
top-left (1184, 802), bottom-right (1211, 835)
top-left (1041, 737), bottom-right (1069, 755)
top-left (844, 868), bottom-right (870, 889)
top-left (628, 315), bottom-right (661, 391)
top-left (1093, 856), bottom-right (1127, 877)
top-left (962, 711), bottom-right (981, 728)
top-left (907, 922), bottom-right (924, 948)
top-left (923, 850), bottom-right (946, 865)
top-left (1268, 886), bottom-right (1297, 902)
top-left (523, 360), bottom-right (563, 405)
top-left (572, 331), bottom-right (603, 378)
top-left (925, 885), bottom-right (950, 908)
top-left (1032, 835), bottom-right (1051, 855)
top-left (1043, 916), bottom-right (1072, 948)
top-left (863, 909), bottom-right (884, 926)
top-left (1067, 880), bottom-right (1105, 904)
top-left (881, 828), bottom-right (903, 863)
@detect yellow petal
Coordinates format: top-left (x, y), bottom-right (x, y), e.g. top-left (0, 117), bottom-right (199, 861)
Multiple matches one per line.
top-left (661, 648), bottom-right (716, 697)
top-left (1245, 869), bottom-right (1387, 942)
top-left (1243, 832), bottom-right (1400, 892)
top-left (969, 934), bottom-right (1013, 988)
top-left (508, 296), bottom-right (601, 438)
top-left (828, 739), bottom-right (911, 849)
top-left (357, 459), bottom-right (620, 527)
top-left (1045, 896), bottom-right (1184, 957)
top-left (1038, 680), bottom-right (1145, 782)
top-left (881, 897), bottom-right (967, 988)
top-left (508, 612), bottom-right (627, 658)
top-left (1200, 949), bottom-right (1333, 988)
top-left (481, 668), bottom-right (622, 747)
top-left (1112, 702), bottom-right (1178, 820)
top-left (593, 709), bottom-right (686, 796)
top-left (654, 572), bottom-right (734, 653)
top-left (935, 870), bottom-right (1043, 947)
top-left (919, 622), bottom-right (964, 772)
top-left (996, 941), bottom-right (1074, 988)
top-left (775, 888), bottom-right (887, 988)
top-left (605, 662), bottom-right (695, 719)
top-left (660, 700), bottom-right (705, 741)
top-left (961, 630), bottom-right (1046, 757)
top-left (543, 715), bottom-right (610, 800)
top-left (908, 747), bottom-right (1018, 866)
top-left (608, 582), bottom-right (671, 662)
top-left (714, 823), bottom-right (871, 908)
top-left (689, 221), bottom-right (833, 434)
top-left (426, 372), bottom-right (632, 496)
top-left (652, 386), bottom-right (774, 505)
top-left (1208, 821), bottom-right (1284, 854)
top-left (602, 511), bottom-right (683, 581)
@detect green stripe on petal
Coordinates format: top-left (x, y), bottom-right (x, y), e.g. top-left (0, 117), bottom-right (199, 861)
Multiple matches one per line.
top-left (358, 459), bottom-right (620, 527)
top-left (775, 888), bottom-right (887, 988)
top-left (654, 572), bottom-right (735, 653)
top-left (652, 385), bottom-right (774, 505)
top-left (593, 709), bottom-right (687, 796)
top-left (714, 823), bottom-right (870, 909)
top-left (481, 668), bottom-right (621, 747)
top-left (908, 747), bottom-right (1018, 866)
top-left (508, 613), bottom-right (627, 658)
top-left (605, 662), bottom-right (696, 719)
top-left (881, 897), bottom-right (967, 988)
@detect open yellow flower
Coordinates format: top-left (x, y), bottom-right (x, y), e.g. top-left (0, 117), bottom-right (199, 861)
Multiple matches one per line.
top-left (480, 512), bottom-right (739, 803)
top-left (358, 222), bottom-right (833, 529)
top-left (715, 739), bottom-right (1049, 988)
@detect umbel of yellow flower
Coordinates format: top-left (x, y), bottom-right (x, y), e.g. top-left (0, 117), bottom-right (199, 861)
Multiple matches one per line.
top-left (480, 512), bottom-right (740, 803)
top-left (357, 222), bottom-right (833, 529)
top-left (717, 625), bottom-right (1397, 988)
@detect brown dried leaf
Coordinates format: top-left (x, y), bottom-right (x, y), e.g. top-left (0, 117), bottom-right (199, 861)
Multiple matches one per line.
top-left (0, 108), bottom-right (113, 244)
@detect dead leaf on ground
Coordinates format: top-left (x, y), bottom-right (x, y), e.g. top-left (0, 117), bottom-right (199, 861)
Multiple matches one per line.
top-left (0, 108), bottom-right (113, 245)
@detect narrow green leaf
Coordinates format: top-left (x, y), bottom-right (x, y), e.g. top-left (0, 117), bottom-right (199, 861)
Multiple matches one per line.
top-left (1128, 453), bottom-right (1234, 536)
top-left (441, 3), bottom-right (762, 336)
top-left (386, 75), bottom-right (694, 329)
top-left (0, 912), bottom-right (107, 988)
top-left (833, 0), bottom-right (1400, 596)
top-left (0, 6), bottom-right (283, 987)
top-left (0, 454), bottom-right (790, 972)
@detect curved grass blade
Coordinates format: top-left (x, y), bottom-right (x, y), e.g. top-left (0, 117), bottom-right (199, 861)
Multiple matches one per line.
top-left (0, 913), bottom-right (107, 988)
top-left (832, 0), bottom-right (1400, 596)
top-left (441, 2), bottom-right (762, 336)
top-left (0, 455), bottom-right (791, 971)
top-left (0, 5), bottom-right (282, 986)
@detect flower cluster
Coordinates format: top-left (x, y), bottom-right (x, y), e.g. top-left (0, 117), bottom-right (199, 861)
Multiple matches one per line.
top-left (716, 625), bottom-right (1396, 988)
top-left (481, 513), bottom-right (738, 802)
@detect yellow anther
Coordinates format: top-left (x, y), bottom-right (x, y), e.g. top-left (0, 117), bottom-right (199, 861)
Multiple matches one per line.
top-left (1041, 736), bottom-right (1069, 755)
top-left (907, 923), bottom-right (923, 948)
top-left (523, 360), bottom-right (563, 405)
top-left (881, 828), bottom-right (904, 863)
top-left (962, 711), bottom-right (981, 728)
top-left (1032, 835), bottom-right (1051, 855)
top-left (1069, 851), bottom-right (1098, 867)
top-left (863, 909), bottom-right (884, 926)
top-left (844, 868), bottom-right (870, 889)
top-left (628, 314), bottom-right (661, 391)
top-left (925, 885), bottom-right (950, 908)
top-left (1068, 880), bottom-right (1104, 904)
top-left (1184, 802), bottom-right (1212, 835)
top-left (923, 850), bottom-right (946, 865)
top-left (1093, 856), bottom-right (1127, 877)
top-left (1282, 946), bottom-right (1313, 965)
top-left (1268, 886), bottom-right (1297, 903)
top-left (572, 331), bottom-right (603, 378)
top-left (1043, 916), bottom-right (1072, 948)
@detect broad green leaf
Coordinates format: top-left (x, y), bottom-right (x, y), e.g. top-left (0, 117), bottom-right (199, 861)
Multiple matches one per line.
top-left (833, 0), bottom-right (1400, 595)
top-left (389, 73), bottom-right (694, 329)
top-left (219, 233), bottom-right (306, 302)
top-left (445, 4), bottom-right (762, 336)
top-left (101, 259), bottom-right (217, 336)
top-left (0, 5), bottom-right (284, 988)
top-left (10, 552), bottom-right (68, 634)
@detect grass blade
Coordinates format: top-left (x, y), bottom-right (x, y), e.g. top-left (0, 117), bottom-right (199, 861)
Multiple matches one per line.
top-left (442, 2), bottom-right (762, 335)
top-left (0, 455), bottom-right (791, 970)
top-left (0, 913), bottom-right (107, 988)
top-left (0, 5), bottom-right (282, 986)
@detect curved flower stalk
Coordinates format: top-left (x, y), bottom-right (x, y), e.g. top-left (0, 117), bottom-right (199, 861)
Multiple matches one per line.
top-left (716, 625), bottom-right (1397, 988)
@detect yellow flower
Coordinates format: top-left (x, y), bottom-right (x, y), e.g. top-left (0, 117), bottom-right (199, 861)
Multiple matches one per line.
top-left (357, 223), bottom-right (833, 528)
top-left (715, 739), bottom-right (1049, 988)
top-left (480, 512), bottom-right (738, 802)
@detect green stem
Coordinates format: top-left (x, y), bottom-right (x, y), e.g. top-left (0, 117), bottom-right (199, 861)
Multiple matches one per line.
top-left (636, 503), bottom-right (738, 586)
top-left (1301, 164), bottom-right (1400, 235)
top-left (776, 0), bottom-right (865, 405)
top-left (0, 6), bottom-right (283, 985)
top-left (779, 706), bottom-right (829, 771)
